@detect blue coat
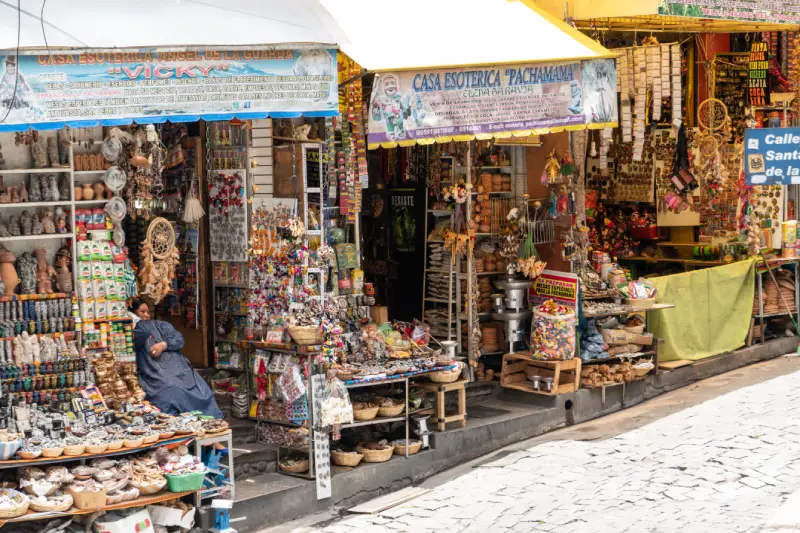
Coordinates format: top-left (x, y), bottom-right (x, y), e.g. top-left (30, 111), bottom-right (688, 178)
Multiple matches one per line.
top-left (134, 319), bottom-right (223, 418)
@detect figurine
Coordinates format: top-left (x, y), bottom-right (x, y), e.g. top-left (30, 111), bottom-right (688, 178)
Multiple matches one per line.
top-left (17, 252), bottom-right (37, 294)
top-left (0, 217), bottom-right (9, 237)
top-left (54, 207), bottom-right (67, 233)
top-left (31, 139), bottom-right (49, 169)
top-left (55, 246), bottom-right (72, 293)
top-left (19, 211), bottom-right (32, 236)
top-left (40, 208), bottom-right (55, 234)
top-left (58, 175), bottom-right (69, 201)
top-left (18, 182), bottom-right (28, 203)
top-left (7, 215), bottom-right (20, 236)
top-left (8, 186), bottom-right (18, 204)
top-left (31, 215), bottom-right (42, 235)
top-left (47, 138), bottom-right (59, 169)
top-left (38, 174), bottom-right (51, 201)
top-left (47, 175), bottom-right (59, 201)
top-left (34, 248), bottom-right (56, 294)
top-left (29, 174), bottom-right (41, 202)
top-left (0, 248), bottom-right (17, 296)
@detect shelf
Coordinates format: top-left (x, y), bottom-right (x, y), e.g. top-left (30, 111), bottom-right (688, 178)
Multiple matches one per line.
top-left (753, 311), bottom-right (798, 318)
top-left (341, 415), bottom-right (406, 429)
top-left (215, 284), bottom-right (249, 289)
top-left (424, 297), bottom-right (453, 304)
top-left (619, 256), bottom-right (723, 266)
top-left (477, 166), bottom-right (512, 170)
top-left (73, 170), bottom-right (107, 175)
top-left (427, 210), bottom-right (452, 216)
top-left (0, 167), bottom-right (70, 174)
top-left (0, 233), bottom-right (70, 242)
top-left (0, 201), bottom-right (71, 209)
top-left (80, 318), bottom-right (132, 324)
top-left (0, 489), bottom-right (198, 525)
top-left (215, 310), bottom-right (249, 316)
top-left (475, 233), bottom-right (499, 237)
top-left (582, 351), bottom-right (656, 364)
top-left (472, 191), bottom-right (513, 196)
top-left (427, 239), bottom-right (444, 244)
top-left (272, 136), bottom-right (323, 144)
top-left (426, 269), bottom-right (455, 275)
top-left (252, 417), bottom-right (304, 427)
top-left (74, 199), bottom-right (109, 206)
top-left (215, 364), bottom-right (244, 371)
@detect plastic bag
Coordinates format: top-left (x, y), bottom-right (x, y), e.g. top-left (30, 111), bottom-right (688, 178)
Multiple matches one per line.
top-left (531, 308), bottom-right (576, 360)
top-left (278, 363), bottom-right (306, 404)
top-left (317, 377), bottom-right (353, 427)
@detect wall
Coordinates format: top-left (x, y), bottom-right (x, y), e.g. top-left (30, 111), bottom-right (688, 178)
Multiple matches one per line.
top-left (525, 132), bottom-right (572, 273)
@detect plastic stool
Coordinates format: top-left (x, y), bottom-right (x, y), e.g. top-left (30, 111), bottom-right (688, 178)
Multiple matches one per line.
top-left (211, 499), bottom-right (236, 533)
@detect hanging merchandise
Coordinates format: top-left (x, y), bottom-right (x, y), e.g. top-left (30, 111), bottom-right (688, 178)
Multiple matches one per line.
top-left (183, 180), bottom-right (205, 224)
top-left (138, 217), bottom-right (179, 304)
top-left (209, 171), bottom-right (248, 261)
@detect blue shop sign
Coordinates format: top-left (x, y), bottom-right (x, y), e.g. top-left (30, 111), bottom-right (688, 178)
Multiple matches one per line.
top-left (744, 127), bottom-right (800, 185)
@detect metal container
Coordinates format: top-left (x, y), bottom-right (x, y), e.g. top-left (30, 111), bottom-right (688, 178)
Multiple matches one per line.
top-left (527, 374), bottom-right (541, 390)
top-left (490, 293), bottom-right (505, 313)
top-left (494, 277), bottom-right (533, 312)
top-left (491, 310), bottom-right (532, 353)
top-left (439, 340), bottom-right (458, 361)
top-left (541, 377), bottom-right (554, 392)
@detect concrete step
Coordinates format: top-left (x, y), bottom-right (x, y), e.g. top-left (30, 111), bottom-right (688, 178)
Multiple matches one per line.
top-left (232, 442), bottom-right (277, 480)
top-left (224, 416), bottom-right (257, 445)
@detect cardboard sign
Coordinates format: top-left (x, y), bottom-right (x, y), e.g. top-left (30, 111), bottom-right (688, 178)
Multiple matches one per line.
top-left (529, 270), bottom-right (579, 311)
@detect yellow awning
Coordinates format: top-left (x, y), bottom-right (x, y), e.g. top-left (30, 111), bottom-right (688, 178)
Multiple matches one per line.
top-left (319, 0), bottom-right (615, 72)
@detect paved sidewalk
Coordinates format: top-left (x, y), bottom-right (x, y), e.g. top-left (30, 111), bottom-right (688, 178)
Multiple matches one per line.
top-left (307, 365), bottom-right (800, 533)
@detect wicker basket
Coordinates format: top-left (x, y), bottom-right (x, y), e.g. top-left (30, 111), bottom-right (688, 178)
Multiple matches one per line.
top-left (0, 490), bottom-right (29, 518)
top-left (331, 450), bottom-right (363, 467)
top-left (335, 371), bottom-right (354, 381)
top-left (106, 441), bottom-right (123, 451)
top-left (287, 326), bottom-right (323, 345)
top-left (428, 370), bottom-right (461, 384)
top-left (378, 403), bottom-right (404, 417)
top-left (29, 493), bottom-right (73, 513)
top-left (353, 406), bottom-right (379, 421)
top-left (159, 431), bottom-right (176, 440)
top-left (130, 478), bottom-right (167, 496)
top-left (633, 363), bottom-right (655, 377)
top-left (41, 447), bottom-right (63, 458)
top-left (280, 459), bottom-right (310, 473)
top-left (63, 445), bottom-right (85, 456)
top-left (624, 297), bottom-right (656, 309)
top-left (17, 450), bottom-right (41, 460)
top-left (86, 444), bottom-right (107, 454)
top-left (357, 446), bottom-right (393, 463)
top-left (142, 434), bottom-right (159, 444)
top-left (393, 440), bottom-right (422, 456)
top-left (123, 438), bottom-right (143, 449)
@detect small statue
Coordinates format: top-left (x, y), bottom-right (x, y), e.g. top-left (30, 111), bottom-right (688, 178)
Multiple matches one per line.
top-left (58, 175), bottom-right (69, 201)
top-left (47, 175), bottom-right (59, 201)
top-left (0, 217), bottom-right (9, 237)
top-left (9, 186), bottom-right (19, 204)
top-left (40, 208), bottom-right (56, 234)
top-left (18, 182), bottom-right (28, 203)
top-left (8, 215), bottom-right (20, 236)
top-left (17, 252), bottom-right (37, 294)
top-left (47, 138), bottom-right (59, 168)
top-left (55, 246), bottom-right (72, 293)
top-left (31, 139), bottom-right (49, 169)
top-left (29, 174), bottom-right (41, 202)
top-left (54, 207), bottom-right (67, 233)
top-left (31, 215), bottom-right (42, 235)
top-left (34, 248), bottom-right (56, 294)
top-left (19, 211), bottom-right (32, 236)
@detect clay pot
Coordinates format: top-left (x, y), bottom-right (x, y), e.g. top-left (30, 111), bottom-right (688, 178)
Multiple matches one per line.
top-left (130, 155), bottom-right (149, 168)
top-left (82, 183), bottom-right (95, 200)
top-left (93, 182), bottom-right (105, 200)
top-left (0, 250), bottom-right (18, 296)
top-left (74, 186), bottom-right (82, 201)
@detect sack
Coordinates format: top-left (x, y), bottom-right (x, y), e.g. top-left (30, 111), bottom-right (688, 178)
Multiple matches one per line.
top-left (668, 167), bottom-right (697, 192)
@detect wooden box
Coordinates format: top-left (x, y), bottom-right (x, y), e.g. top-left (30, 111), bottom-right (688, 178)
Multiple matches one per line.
top-left (500, 353), bottom-right (580, 396)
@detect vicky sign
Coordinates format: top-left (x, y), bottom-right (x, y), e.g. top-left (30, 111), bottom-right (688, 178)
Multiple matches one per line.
top-left (367, 58), bottom-right (617, 147)
top-left (744, 127), bottom-right (800, 185)
top-left (0, 48), bottom-right (338, 129)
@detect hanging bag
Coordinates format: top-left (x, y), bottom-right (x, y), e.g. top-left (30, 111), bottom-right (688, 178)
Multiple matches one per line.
top-left (667, 124), bottom-right (698, 193)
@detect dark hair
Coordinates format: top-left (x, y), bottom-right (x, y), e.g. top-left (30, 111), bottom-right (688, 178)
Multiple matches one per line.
top-left (128, 299), bottom-right (151, 314)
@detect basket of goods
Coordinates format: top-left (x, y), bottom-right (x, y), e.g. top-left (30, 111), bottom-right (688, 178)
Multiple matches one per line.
top-left (392, 439), bottom-right (422, 456)
top-left (352, 402), bottom-right (379, 421)
top-left (331, 450), bottom-right (363, 467)
top-left (29, 490), bottom-right (73, 512)
top-left (130, 457), bottom-right (167, 495)
top-left (279, 457), bottom-right (310, 473)
top-left (41, 439), bottom-right (64, 458)
top-left (158, 430), bottom-right (176, 440)
top-left (202, 419), bottom-right (230, 435)
top-left (63, 436), bottom-right (86, 456)
top-left (86, 441), bottom-right (108, 454)
top-left (19, 467), bottom-right (59, 497)
top-left (377, 397), bottom-right (404, 417)
top-left (0, 489), bottom-right (29, 518)
top-left (123, 437), bottom-right (144, 449)
top-left (428, 362), bottom-right (463, 384)
top-left (142, 432), bottom-right (160, 445)
top-left (106, 439), bottom-right (124, 451)
top-left (356, 442), bottom-right (394, 463)
top-left (0, 432), bottom-right (20, 460)
top-left (163, 454), bottom-right (207, 492)
top-left (633, 360), bottom-right (655, 378)
top-left (531, 300), bottom-right (576, 361)
top-left (287, 325), bottom-right (323, 345)
top-left (71, 465), bottom-right (96, 481)
top-left (17, 444), bottom-right (42, 460)
top-left (619, 279), bottom-right (657, 310)
top-left (65, 479), bottom-right (106, 510)
top-left (106, 486), bottom-right (139, 505)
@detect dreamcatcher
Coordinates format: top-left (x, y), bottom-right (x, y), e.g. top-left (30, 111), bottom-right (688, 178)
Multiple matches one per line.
top-left (696, 98), bottom-right (731, 202)
top-left (138, 217), bottom-right (179, 304)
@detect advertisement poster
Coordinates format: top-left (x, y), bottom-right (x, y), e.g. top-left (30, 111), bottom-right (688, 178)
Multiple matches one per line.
top-left (529, 270), bottom-right (579, 311)
top-left (0, 48), bottom-right (337, 127)
top-left (658, 0), bottom-right (800, 24)
top-left (744, 127), bottom-right (800, 185)
top-left (390, 189), bottom-right (418, 252)
top-left (368, 59), bottom-right (616, 147)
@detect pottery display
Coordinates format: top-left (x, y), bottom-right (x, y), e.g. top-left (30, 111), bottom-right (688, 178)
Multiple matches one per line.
top-left (0, 249), bottom-right (18, 296)
top-left (74, 185), bottom-right (82, 201)
top-left (93, 182), bottom-right (105, 200)
top-left (82, 183), bottom-right (95, 200)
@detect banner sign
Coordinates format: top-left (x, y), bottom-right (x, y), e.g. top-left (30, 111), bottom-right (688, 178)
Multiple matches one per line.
top-left (744, 127), bottom-right (800, 185)
top-left (658, 0), bottom-right (800, 24)
top-left (0, 48), bottom-right (337, 129)
top-left (368, 59), bottom-right (616, 146)
top-left (529, 270), bottom-right (579, 311)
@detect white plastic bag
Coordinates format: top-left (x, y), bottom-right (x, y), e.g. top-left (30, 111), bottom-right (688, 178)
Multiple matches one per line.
top-left (317, 377), bottom-right (353, 427)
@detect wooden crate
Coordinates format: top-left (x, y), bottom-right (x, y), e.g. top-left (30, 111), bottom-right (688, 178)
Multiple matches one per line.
top-left (500, 353), bottom-right (581, 396)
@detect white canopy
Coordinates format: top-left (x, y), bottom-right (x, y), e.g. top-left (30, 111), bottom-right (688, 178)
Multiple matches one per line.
top-left (318, 0), bottom-right (614, 71)
top-left (0, 0), bottom-right (348, 50)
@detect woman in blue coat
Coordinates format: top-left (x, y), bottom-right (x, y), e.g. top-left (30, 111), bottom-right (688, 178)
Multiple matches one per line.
top-left (130, 300), bottom-right (223, 418)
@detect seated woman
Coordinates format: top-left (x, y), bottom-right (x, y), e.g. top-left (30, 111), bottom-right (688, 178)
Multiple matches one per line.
top-left (130, 299), bottom-right (223, 418)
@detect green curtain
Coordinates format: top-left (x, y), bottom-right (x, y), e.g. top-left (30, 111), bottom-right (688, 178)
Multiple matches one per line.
top-left (647, 258), bottom-right (755, 362)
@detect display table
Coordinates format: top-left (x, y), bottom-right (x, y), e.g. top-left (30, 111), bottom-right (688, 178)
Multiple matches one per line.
top-left (413, 379), bottom-right (467, 432)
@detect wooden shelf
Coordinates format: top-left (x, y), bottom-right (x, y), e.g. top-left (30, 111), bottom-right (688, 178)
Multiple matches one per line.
top-left (0, 167), bottom-right (70, 174)
top-left (0, 233), bottom-right (70, 242)
top-left (0, 201), bottom-right (72, 209)
top-left (620, 256), bottom-right (723, 266)
top-left (500, 353), bottom-right (581, 396)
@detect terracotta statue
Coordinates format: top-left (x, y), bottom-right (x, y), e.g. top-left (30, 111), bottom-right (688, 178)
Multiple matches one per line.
top-left (40, 208), bottom-right (55, 234)
top-left (92, 182), bottom-right (105, 200)
top-left (82, 183), bottom-right (95, 200)
top-left (34, 248), bottom-right (56, 294)
top-left (0, 248), bottom-right (18, 296)
top-left (55, 246), bottom-right (72, 293)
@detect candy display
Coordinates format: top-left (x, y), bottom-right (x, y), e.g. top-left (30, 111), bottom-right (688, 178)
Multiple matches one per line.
top-left (530, 300), bottom-right (576, 361)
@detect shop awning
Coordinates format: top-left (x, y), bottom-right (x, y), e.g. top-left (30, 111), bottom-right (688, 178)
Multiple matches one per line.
top-left (318, 0), bottom-right (613, 71)
top-left (533, 0), bottom-right (800, 32)
top-left (0, 0), bottom-right (347, 50)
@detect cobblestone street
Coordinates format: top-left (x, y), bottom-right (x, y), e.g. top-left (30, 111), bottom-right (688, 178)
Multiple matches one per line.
top-left (307, 367), bottom-right (800, 533)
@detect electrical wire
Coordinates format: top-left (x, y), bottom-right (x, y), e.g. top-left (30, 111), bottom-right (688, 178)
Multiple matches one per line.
top-left (41, 0), bottom-right (55, 73)
top-left (0, 0), bottom-right (21, 124)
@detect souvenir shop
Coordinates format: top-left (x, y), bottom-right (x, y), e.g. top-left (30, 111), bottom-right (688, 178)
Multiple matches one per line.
top-left (0, 43), bottom-right (340, 532)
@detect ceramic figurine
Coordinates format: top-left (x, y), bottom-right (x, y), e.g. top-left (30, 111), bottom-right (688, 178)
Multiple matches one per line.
top-left (92, 182), bottom-right (104, 200)
top-left (47, 175), bottom-right (59, 201)
top-left (29, 174), bottom-right (41, 202)
top-left (0, 218), bottom-right (9, 238)
top-left (18, 252), bottom-right (37, 294)
top-left (57, 131), bottom-right (69, 166)
top-left (54, 207), bottom-right (67, 233)
top-left (40, 208), bottom-right (55, 234)
top-left (9, 186), bottom-right (19, 204)
top-left (34, 248), bottom-right (55, 294)
top-left (18, 182), bottom-right (28, 203)
top-left (47, 138), bottom-right (59, 168)
top-left (74, 185), bottom-right (82, 201)
top-left (82, 183), bottom-right (94, 200)
top-left (31, 215), bottom-right (42, 235)
top-left (0, 248), bottom-right (18, 296)
top-left (7, 215), bottom-right (20, 236)
top-left (58, 175), bottom-right (69, 201)
top-left (55, 246), bottom-right (71, 293)
top-left (19, 211), bottom-right (32, 236)
top-left (31, 139), bottom-right (49, 169)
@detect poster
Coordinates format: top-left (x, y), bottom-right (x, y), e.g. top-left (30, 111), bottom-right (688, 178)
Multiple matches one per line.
top-left (744, 127), bottom-right (800, 185)
top-left (748, 42), bottom-right (770, 107)
top-left (529, 270), bottom-right (579, 311)
top-left (390, 189), bottom-right (418, 252)
top-left (368, 59), bottom-right (617, 147)
top-left (658, 0), bottom-right (800, 23)
top-left (0, 48), bottom-right (337, 128)
top-left (209, 170), bottom-right (248, 261)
